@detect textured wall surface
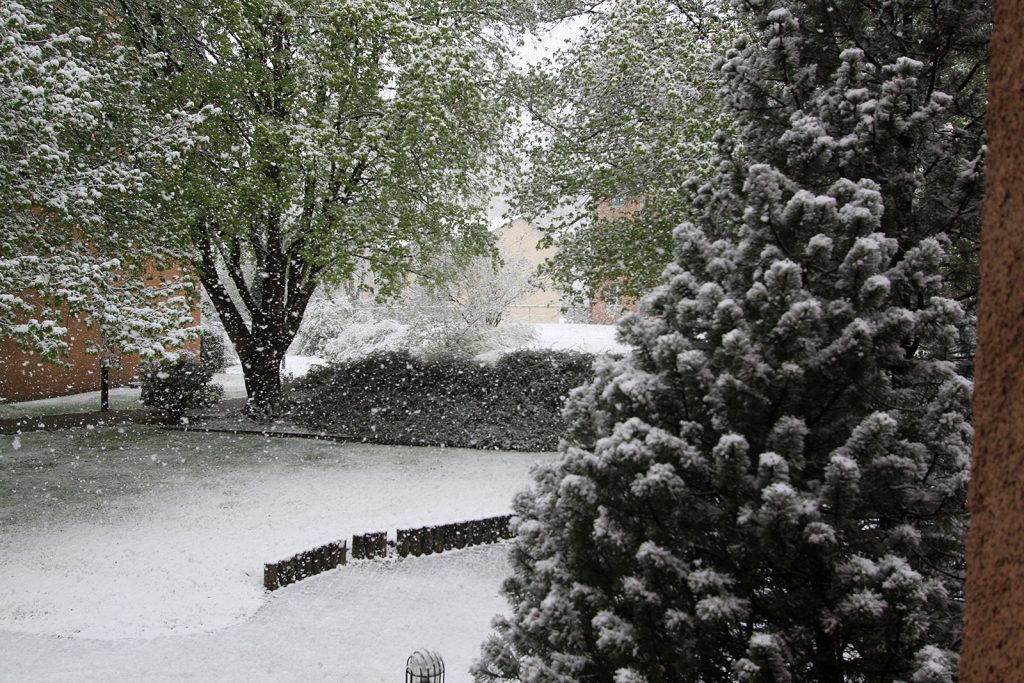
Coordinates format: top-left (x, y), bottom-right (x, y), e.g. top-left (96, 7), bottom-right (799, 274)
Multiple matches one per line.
top-left (0, 266), bottom-right (200, 403)
top-left (496, 218), bottom-right (561, 324)
top-left (0, 308), bottom-right (143, 401)
top-left (962, 0), bottom-right (1024, 679)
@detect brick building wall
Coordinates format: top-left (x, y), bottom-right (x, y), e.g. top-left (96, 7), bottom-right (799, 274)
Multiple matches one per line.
top-left (590, 196), bottom-right (643, 324)
top-left (0, 267), bottom-right (200, 403)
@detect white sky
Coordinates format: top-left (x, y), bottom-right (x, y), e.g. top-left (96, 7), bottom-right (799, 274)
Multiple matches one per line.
top-left (512, 17), bottom-right (588, 69)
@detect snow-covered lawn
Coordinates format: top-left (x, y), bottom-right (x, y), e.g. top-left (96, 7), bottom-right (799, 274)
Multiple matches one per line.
top-left (2, 546), bottom-right (511, 682)
top-left (0, 426), bottom-right (554, 680)
top-left (529, 322), bottom-right (630, 355)
top-left (472, 322), bottom-right (630, 362)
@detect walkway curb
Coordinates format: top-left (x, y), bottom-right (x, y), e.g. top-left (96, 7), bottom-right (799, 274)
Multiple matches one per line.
top-left (0, 409), bottom-right (153, 434)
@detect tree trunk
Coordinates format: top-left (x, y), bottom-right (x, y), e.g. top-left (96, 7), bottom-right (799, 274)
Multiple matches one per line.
top-left (239, 343), bottom-right (285, 418)
top-left (812, 627), bottom-right (843, 683)
top-left (195, 212), bottom-right (319, 421)
top-left (962, 0), bottom-right (1024, 679)
top-left (810, 555), bottom-right (844, 683)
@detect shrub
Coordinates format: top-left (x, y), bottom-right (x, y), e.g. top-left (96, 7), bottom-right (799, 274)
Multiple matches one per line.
top-left (199, 328), bottom-right (229, 372)
top-left (292, 289), bottom-right (356, 357)
top-left (288, 349), bottom-right (595, 451)
top-left (319, 317), bottom-right (412, 362)
top-left (140, 353), bottom-right (224, 423)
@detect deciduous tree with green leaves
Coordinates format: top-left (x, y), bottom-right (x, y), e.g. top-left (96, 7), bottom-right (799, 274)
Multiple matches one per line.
top-left (122, 0), bottom-right (530, 415)
top-left (510, 0), bottom-right (736, 306)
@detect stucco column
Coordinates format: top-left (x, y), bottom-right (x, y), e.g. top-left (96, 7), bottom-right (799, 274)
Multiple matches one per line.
top-left (961, 0), bottom-right (1024, 680)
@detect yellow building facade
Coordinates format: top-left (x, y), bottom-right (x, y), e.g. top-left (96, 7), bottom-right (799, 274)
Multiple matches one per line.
top-left (494, 219), bottom-right (561, 324)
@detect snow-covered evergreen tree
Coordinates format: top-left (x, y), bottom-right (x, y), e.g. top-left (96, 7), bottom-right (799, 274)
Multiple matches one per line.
top-left (474, 1), bottom-right (988, 681)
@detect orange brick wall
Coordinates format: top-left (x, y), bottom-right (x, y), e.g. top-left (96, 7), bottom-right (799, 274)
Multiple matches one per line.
top-left (0, 268), bottom-right (200, 403)
top-left (1, 313), bottom-right (139, 402)
top-left (590, 197), bottom-right (642, 325)
top-left (590, 290), bottom-right (638, 325)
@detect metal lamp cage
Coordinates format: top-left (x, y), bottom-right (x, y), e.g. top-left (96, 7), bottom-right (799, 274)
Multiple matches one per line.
top-left (405, 649), bottom-right (445, 683)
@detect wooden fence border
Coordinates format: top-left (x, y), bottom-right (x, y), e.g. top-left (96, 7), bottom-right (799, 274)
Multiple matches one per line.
top-left (264, 539), bottom-right (348, 591)
top-left (351, 531), bottom-right (388, 560)
top-left (262, 514), bottom-right (516, 591)
top-left (396, 515), bottom-right (514, 558)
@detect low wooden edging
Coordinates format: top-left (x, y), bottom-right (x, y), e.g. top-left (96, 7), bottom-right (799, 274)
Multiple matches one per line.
top-left (264, 514), bottom-right (515, 591)
top-left (351, 531), bottom-right (388, 560)
top-left (396, 515), bottom-right (514, 558)
top-left (264, 540), bottom-right (348, 591)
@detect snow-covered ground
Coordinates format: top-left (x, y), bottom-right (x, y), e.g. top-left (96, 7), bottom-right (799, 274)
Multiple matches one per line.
top-left (529, 322), bottom-right (631, 355)
top-left (472, 322), bottom-right (631, 363)
top-left (1, 545), bottom-right (511, 682)
top-left (0, 385), bottom-right (147, 419)
top-left (0, 426), bottom-right (554, 680)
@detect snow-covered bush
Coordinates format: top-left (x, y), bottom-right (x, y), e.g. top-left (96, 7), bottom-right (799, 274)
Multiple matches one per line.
top-left (294, 288), bottom-right (412, 361)
top-left (474, 0), bottom-right (986, 680)
top-left (295, 254), bottom-right (539, 362)
top-left (484, 322), bottom-right (539, 356)
top-left (407, 319), bottom-right (537, 360)
top-left (402, 255), bottom-right (540, 358)
top-left (312, 312), bottom-right (534, 363)
top-left (199, 329), bottom-right (228, 373)
top-left (289, 350), bottom-right (594, 451)
top-left (318, 315), bottom-right (411, 362)
top-left (415, 254), bottom-right (537, 327)
top-left (292, 290), bottom-right (359, 358)
top-left (140, 354), bottom-right (223, 424)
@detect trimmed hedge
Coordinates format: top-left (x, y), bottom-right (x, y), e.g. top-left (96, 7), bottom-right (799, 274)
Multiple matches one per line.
top-left (287, 349), bottom-right (596, 451)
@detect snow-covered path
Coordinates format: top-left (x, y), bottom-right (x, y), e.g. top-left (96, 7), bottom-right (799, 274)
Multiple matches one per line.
top-left (0, 426), bottom-right (554, 680)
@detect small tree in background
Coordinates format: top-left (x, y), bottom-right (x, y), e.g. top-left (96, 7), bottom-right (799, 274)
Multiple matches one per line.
top-left (403, 254), bottom-right (539, 358)
top-left (295, 252), bottom-right (539, 361)
top-left (475, 0), bottom-right (988, 680)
